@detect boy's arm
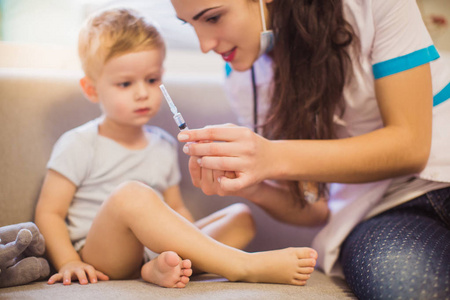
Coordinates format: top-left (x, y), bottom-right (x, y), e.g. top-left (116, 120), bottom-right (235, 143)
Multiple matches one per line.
top-left (34, 169), bottom-right (81, 271)
top-left (163, 185), bottom-right (195, 223)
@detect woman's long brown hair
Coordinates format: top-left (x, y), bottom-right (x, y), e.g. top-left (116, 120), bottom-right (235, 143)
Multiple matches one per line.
top-left (262, 0), bottom-right (356, 207)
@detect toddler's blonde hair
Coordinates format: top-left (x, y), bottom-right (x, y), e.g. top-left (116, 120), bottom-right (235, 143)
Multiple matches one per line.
top-left (78, 8), bottom-right (165, 80)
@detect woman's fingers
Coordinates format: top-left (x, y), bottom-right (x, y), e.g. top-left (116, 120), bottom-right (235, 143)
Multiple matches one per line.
top-left (198, 156), bottom-right (243, 172)
top-left (183, 140), bottom-right (240, 157)
top-left (217, 174), bottom-right (248, 193)
top-left (178, 125), bottom-right (249, 144)
top-left (188, 156), bottom-right (202, 187)
top-left (199, 166), bottom-right (225, 195)
top-left (179, 125), bottom-right (269, 196)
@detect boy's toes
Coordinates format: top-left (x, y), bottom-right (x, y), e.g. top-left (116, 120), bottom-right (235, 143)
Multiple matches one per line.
top-left (182, 268), bottom-right (193, 277)
top-left (175, 281), bottom-right (187, 288)
top-left (173, 276), bottom-right (190, 288)
top-left (298, 266), bottom-right (315, 274)
top-left (295, 247), bottom-right (317, 259)
top-left (293, 279), bottom-right (307, 286)
top-left (180, 276), bottom-right (190, 284)
top-left (299, 258), bottom-right (316, 268)
top-left (294, 273), bottom-right (311, 281)
top-left (181, 259), bottom-right (192, 269)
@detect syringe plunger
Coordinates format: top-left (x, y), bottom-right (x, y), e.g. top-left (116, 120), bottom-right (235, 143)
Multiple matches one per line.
top-left (173, 112), bottom-right (188, 130)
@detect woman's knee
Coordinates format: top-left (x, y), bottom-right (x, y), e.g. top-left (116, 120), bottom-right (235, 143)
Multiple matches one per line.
top-left (341, 214), bottom-right (450, 299)
top-left (342, 245), bottom-right (449, 299)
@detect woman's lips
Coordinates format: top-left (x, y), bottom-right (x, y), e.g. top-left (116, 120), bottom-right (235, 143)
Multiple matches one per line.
top-left (221, 47), bottom-right (237, 62)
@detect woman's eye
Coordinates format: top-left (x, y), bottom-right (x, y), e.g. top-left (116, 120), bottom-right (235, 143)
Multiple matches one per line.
top-left (206, 14), bottom-right (221, 24)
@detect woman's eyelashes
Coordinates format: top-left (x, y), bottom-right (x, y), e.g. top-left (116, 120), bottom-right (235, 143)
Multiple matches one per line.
top-left (205, 14), bottom-right (221, 24)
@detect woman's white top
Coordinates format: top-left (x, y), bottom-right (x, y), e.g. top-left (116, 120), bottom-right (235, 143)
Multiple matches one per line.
top-left (224, 0), bottom-right (450, 277)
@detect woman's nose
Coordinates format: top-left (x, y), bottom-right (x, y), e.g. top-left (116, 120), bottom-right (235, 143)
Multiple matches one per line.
top-left (195, 29), bottom-right (218, 54)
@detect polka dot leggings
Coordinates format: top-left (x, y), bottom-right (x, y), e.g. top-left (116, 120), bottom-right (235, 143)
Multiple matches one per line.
top-left (340, 187), bottom-right (450, 300)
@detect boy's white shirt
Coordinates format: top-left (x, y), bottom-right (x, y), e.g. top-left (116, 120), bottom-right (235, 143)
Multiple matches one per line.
top-left (47, 118), bottom-right (181, 246)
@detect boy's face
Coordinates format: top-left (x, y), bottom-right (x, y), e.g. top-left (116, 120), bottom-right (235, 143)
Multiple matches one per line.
top-left (91, 48), bottom-right (165, 127)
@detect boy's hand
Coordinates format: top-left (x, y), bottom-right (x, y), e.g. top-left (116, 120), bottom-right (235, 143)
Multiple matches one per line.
top-left (48, 260), bottom-right (109, 285)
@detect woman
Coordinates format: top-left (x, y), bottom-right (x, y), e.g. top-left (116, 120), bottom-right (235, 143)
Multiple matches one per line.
top-left (170, 0), bottom-right (450, 298)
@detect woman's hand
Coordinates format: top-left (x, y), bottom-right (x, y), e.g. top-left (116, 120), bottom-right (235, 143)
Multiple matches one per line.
top-left (48, 260), bottom-right (109, 285)
top-left (178, 125), bottom-right (275, 195)
top-left (187, 154), bottom-right (241, 196)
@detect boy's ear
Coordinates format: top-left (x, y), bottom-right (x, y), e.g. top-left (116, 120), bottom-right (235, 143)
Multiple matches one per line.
top-left (79, 77), bottom-right (99, 103)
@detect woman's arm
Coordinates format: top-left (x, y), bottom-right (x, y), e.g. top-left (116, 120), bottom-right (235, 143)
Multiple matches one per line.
top-left (179, 63), bottom-right (432, 190)
top-left (244, 181), bottom-right (330, 226)
top-left (185, 154), bottom-right (329, 226)
top-left (272, 63), bottom-right (432, 183)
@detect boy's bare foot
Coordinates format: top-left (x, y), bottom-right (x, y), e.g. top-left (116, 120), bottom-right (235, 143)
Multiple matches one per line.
top-left (141, 251), bottom-right (192, 288)
top-left (237, 247), bottom-right (317, 285)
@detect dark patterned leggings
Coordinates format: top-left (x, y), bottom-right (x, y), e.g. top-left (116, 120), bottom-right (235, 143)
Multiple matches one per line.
top-left (340, 187), bottom-right (450, 300)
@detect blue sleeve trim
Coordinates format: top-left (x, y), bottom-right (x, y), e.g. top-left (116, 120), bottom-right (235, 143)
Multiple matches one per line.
top-left (372, 45), bottom-right (440, 79)
top-left (433, 82), bottom-right (450, 107)
top-left (225, 62), bottom-right (232, 77)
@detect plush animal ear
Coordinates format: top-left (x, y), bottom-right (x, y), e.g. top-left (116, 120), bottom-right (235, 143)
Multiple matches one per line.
top-left (0, 229), bottom-right (31, 267)
top-left (79, 77), bottom-right (99, 103)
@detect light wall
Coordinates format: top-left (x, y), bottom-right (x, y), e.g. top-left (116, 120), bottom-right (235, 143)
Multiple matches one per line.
top-left (1, 0), bottom-right (449, 50)
top-left (0, 0), bottom-right (448, 72)
top-left (0, 0), bottom-right (200, 50)
top-left (0, 0), bottom-right (223, 76)
top-left (418, 0), bottom-right (450, 52)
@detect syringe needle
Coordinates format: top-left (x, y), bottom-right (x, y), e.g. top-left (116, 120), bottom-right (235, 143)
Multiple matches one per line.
top-left (159, 84), bottom-right (189, 131)
top-left (159, 84), bottom-right (178, 115)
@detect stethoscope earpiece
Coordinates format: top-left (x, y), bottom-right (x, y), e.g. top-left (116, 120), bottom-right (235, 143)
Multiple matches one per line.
top-left (258, 0), bottom-right (274, 56)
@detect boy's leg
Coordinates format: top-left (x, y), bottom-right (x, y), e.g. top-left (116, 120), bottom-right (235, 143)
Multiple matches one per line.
top-left (82, 181), bottom-right (317, 286)
top-left (195, 203), bottom-right (256, 250)
top-left (80, 187), bottom-right (192, 288)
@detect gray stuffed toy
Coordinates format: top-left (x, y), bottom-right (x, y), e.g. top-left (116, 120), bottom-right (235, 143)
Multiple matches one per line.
top-left (0, 222), bottom-right (50, 288)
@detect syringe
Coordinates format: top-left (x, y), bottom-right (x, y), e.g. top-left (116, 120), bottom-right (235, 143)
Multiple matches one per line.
top-left (159, 84), bottom-right (188, 131)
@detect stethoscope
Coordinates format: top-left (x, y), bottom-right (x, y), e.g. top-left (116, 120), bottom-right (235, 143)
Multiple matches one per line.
top-left (251, 66), bottom-right (258, 133)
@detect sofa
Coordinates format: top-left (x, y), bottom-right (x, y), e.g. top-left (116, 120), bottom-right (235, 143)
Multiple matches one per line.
top-left (0, 42), bottom-right (357, 299)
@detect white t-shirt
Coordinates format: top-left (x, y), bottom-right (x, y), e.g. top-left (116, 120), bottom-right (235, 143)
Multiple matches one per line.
top-left (224, 0), bottom-right (450, 277)
top-left (47, 118), bottom-right (181, 246)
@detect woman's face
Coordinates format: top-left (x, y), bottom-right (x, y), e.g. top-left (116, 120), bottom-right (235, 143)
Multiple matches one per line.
top-left (171, 0), bottom-right (263, 71)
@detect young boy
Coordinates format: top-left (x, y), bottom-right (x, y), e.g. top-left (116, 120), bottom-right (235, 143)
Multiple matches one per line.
top-left (35, 8), bottom-right (318, 288)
